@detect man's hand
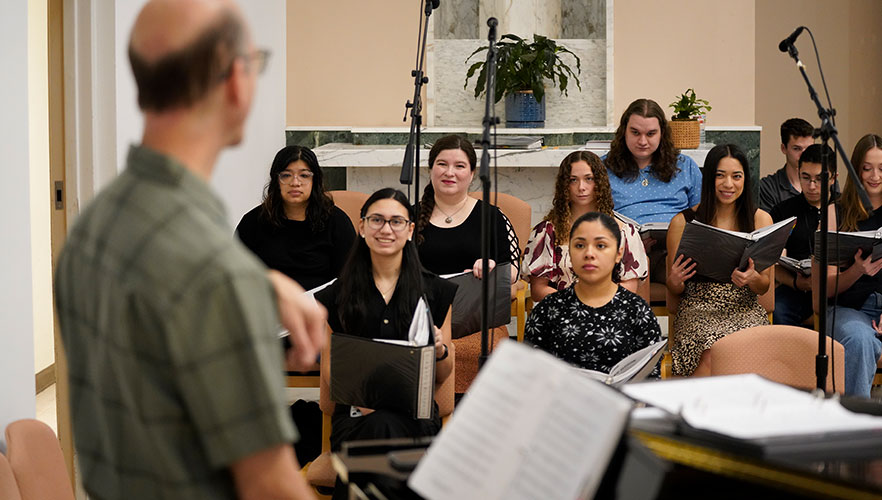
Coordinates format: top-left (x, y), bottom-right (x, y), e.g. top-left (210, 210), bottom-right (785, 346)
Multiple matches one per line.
top-left (267, 270), bottom-right (327, 371)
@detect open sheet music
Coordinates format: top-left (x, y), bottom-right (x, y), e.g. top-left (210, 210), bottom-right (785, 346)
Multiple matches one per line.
top-left (572, 340), bottom-right (666, 387)
top-left (330, 297), bottom-right (436, 419)
top-left (625, 374), bottom-right (882, 441)
top-left (815, 227), bottom-right (882, 266)
top-left (614, 212), bottom-right (668, 243)
top-left (675, 217), bottom-right (796, 283)
top-left (409, 342), bottom-right (632, 500)
top-left (441, 262), bottom-right (511, 339)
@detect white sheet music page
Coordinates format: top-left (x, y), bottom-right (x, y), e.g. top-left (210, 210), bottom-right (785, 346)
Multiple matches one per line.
top-left (408, 342), bottom-right (632, 500)
top-left (623, 374), bottom-right (882, 439)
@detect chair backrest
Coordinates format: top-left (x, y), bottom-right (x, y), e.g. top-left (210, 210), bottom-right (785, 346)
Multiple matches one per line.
top-left (0, 452), bottom-right (22, 500)
top-left (4, 419), bottom-right (75, 500)
top-left (469, 192), bottom-right (531, 254)
top-left (693, 325), bottom-right (845, 394)
top-left (330, 190), bottom-right (370, 231)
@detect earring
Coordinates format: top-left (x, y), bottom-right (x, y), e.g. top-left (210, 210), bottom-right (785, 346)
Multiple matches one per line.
top-left (361, 233), bottom-right (365, 238)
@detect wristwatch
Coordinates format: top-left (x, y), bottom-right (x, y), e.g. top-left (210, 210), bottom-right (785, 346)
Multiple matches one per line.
top-left (436, 343), bottom-right (449, 361)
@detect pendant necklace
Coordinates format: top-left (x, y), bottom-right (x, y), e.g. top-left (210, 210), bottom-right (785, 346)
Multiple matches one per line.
top-left (438, 197), bottom-right (469, 224)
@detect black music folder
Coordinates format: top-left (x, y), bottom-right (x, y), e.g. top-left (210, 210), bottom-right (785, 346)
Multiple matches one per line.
top-left (443, 262), bottom-right (512, 339)
top-left (777, 255), bottom-right (812, 276)
top-left (814, 227), bottom-right (882, 267)
top-left (330, 299), bottom-right (436, 419)
top-left (675, 217), bottom-right (796, 283)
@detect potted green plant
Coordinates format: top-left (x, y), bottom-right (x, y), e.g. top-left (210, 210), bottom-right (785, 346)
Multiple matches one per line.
top-left (464, 34), bottom-right (581, 128)
top-left (668, 88), bottom-right (712, 149)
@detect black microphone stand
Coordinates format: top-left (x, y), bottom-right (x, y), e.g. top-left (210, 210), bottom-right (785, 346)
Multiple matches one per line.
top-left (477, 18), bottom-right (500, 368)
top-left (400, 0), bottom-right (439, 237)
top-left (782, 32), bottom-right (872, 393)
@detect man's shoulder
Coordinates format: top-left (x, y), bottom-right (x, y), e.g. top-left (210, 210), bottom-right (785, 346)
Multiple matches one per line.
top-left (760, 167), bottom-right (787, 187)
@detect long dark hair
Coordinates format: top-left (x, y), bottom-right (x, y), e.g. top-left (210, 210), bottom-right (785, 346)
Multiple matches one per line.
top-left (259, 145), bottom-right (334, 232)
top-left (694, 144), bottom-right (756, 232)
top-left (545, 150), bottom-right (614, 247)
top-left (605, 98), bottom-right (681, 183)
top-left (839, 134), bottom-right (882, 231)
top-left (569, 212), bottom-right (622, 283)
top-left (337, 188), bottom-right (426, 335)
top-left (417, 135), bottom-right (477, 243)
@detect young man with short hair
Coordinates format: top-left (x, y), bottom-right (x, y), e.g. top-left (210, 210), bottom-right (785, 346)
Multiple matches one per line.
top-left (769, 143), bottom-right (837, 326)
top-left (759, 118), bottom-right (816, 211)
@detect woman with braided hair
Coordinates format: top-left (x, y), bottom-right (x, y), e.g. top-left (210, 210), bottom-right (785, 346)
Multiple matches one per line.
top-left (416, 134), bottom-right (519, 394)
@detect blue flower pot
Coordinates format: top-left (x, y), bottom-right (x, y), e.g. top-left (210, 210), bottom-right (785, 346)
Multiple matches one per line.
top-left (504, 91), bottom-right (545, 128)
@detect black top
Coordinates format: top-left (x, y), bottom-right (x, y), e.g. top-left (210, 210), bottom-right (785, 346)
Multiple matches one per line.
top-left (837, 209), bottom-right (882, 309)
top-left (759, 167), bottom-right (800, 213)
top-left (316, 270), bottom-right (458, 340)
top-left (524, 285), bottom-right (661, 374)
top-left (235, 205), bottom-right (355, 290)
top-left (770, 193), bottom-right (831, 260)
top-left (417, 202), bottom-right (514, 276)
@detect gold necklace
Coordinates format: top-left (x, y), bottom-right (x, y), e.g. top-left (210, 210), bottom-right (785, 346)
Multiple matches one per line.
top-left (375, 275), bottom-right (399, 300)
top-left (437, 197), bottom-right (469, 224)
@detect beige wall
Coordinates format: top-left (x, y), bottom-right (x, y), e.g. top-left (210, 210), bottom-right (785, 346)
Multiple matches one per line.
top-left (286, 0), bottom-right (418, 127)
top-left (613, 0), bottom-right (756, 127)
top-left (29, 0), bottom-right (54, 374)
top-left (755, 0), bottom-right (882, 177)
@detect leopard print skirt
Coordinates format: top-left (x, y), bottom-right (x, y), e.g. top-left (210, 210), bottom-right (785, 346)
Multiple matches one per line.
top-left (671, 281), bottom-right (769, 376)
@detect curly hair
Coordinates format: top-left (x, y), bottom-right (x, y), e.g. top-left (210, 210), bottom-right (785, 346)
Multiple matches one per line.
top-left (260, 145), bottom-right (334, 232)
top-left (417, 135), bottom-right (477, 244)
top-left (544, 150), bottom-right (614, 247)
top-left (839, 134), bottom-right (882, 231)
top-left (605, 98), bottom-right (681, 183)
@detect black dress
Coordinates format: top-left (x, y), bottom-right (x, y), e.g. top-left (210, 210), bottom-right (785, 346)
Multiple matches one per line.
top-left (417, 202), bottom-right (517, 275)
top-left (235, 205), bottom-right (355, 290)
top-left (315, 270), bottom-right (457, 452)
top-left (524, 285), bottom-right (661, 373)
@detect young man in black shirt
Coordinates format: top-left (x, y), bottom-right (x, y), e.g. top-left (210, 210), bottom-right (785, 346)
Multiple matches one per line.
top-left (759, 118), bottom-right (815, 212)
top-left (770, 144), bottom-right (836, 325)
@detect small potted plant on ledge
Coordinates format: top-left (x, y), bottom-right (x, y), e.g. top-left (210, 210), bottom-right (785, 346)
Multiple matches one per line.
top-left (464, 34), bottom-right (581, 128)
top-left (668, 88), bottom-right (712, 149)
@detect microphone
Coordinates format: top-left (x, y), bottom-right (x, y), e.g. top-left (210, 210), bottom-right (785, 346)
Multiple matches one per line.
top-left (430, 0), bottom-right (440, 9)
top-left (778, 26), bottom-right (805, 52)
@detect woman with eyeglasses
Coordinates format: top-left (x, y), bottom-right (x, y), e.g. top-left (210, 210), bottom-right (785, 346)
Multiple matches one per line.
top-left (523, 150), bottom-right (648, 304)
top-left (315, 188), bottom-right (456, 466)
top-left (236, 145), bottom-right (355, 290)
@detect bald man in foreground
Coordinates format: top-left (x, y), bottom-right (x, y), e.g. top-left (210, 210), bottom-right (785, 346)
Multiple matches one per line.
top-left (54, 1), bottom-right (321, 498)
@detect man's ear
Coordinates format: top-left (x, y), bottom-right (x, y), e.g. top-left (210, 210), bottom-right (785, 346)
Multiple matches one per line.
top-left (224, 57), bottom-right (248, 107)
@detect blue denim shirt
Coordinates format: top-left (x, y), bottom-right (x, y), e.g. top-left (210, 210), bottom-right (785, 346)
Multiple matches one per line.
top-left (605, 154), bottom-right (703, 225)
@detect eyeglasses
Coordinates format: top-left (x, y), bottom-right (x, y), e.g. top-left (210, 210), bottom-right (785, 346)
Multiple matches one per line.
top-left (219, 48), bottom-right (271, 81)
top-left (243, 48), bottom-right (271, 75)
top-left (278, 171), bottom-right (314, 184)
top-left (362, 215), bottom-right (411, 232)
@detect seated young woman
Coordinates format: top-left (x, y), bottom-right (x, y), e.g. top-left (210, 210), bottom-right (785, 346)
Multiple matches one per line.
top-left (236, 145), bottom-right (355, 290)
top-left (522, 150), bottom-right (649, 303)
top-left (416, 134), bottom-right (520, 394)
top-left (814, 134), bottom-right (882, 398)
top-left (667, 144), bottom-right (772, 377)
top-left (315, 188), bottom-right (456, 454)
top-left (524, 212), bottom-right (661, 372)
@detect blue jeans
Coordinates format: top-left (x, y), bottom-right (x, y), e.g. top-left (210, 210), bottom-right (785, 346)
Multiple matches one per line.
top-left (827, 292), bottom-right (882, 398)
top-left (773, 285), bottom-right (813, 326)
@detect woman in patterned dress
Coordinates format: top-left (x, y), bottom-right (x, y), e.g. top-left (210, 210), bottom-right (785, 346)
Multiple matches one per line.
top-left (524, 212), bottom-right (661, 373)
top-left (666, 144), bottom-right (772, 376)
top-left (522, 150), bottom-right (649, 303)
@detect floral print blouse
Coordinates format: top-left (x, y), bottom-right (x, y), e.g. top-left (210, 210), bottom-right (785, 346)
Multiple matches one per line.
top-left (521, 213), bottom-right (649, 292)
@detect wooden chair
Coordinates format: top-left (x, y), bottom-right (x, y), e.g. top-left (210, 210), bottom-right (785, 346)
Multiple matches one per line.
top-left (329, 190), bottom-right (369, 230)
top-left (4, 419), bottom-right (75, 500)
top-left (303, 342), bottom-right (456, 493)
top-left (692, 324), bottom-right (846, 394)
top-left (0, 453), bottom-right (22, 500)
